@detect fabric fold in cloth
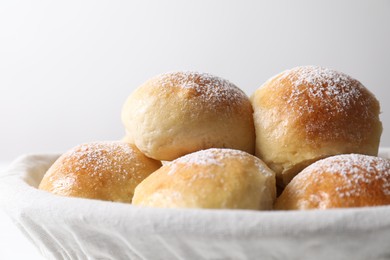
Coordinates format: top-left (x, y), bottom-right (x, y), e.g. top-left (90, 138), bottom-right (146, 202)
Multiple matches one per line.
top-left (1, 153), bottom-right (390, 260)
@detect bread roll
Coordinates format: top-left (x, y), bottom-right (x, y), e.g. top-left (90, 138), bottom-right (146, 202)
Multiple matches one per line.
top-left (132, 148), bottom-right (276, 210)
top-left (275, 154), bottom-right (390, 210)
top-left (251, 66), bottom-right (382, 187)
top-left (39, 141), bottom-right (162, 203)
top-left (121, 71), bottom-right (255, 161)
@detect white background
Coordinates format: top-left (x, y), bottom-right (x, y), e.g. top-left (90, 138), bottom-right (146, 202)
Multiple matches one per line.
top-left (0, 0), bottom-right (389, 162)
top-left (0, 1), bottom-right (389, 258)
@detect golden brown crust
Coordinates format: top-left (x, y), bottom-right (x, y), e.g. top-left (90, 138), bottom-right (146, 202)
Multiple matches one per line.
top-left (38, 141), bottom-right (162, 203)
top-left (132, 148), bottom-right (276, 210)
top-left (121, 71), bottom-right (255, 161)
top-left (274, 154), bottom-right (390, 210)
top-left (251, 66), bottom-right (382, 187)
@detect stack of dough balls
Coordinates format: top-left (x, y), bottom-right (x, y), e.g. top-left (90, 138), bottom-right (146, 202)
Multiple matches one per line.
top-left (39, 67), bottom-right (388, 211)
top-left (39, 71), bottom-right (277, 210)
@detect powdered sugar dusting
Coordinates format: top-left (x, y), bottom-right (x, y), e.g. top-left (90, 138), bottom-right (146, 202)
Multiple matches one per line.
top-left (264, 66), bottom-right (380, 143)
top-left (277, 66), bottom-right (369, 114)
top-left (151, 71), bottom-right (248, 108)
top-left (65, 142), bottom-right (136, 175)
top-left (49, 141), bottom-right (142, 186)
top-left (172, 148), bottom-right (227, 166)
top-left (167, 148), bottom-right (273, 177)
top-left (300, 154), bottom-right (390, 198)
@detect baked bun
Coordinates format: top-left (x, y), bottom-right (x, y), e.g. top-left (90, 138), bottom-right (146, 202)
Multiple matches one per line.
top-left (274, 154), bottom-right (390, 210)
top-left (121, 71), bottom-right (255, 161)
top-left (132, 148), bottom-right (276, 210)
top-left (251, 66), bottom-right (382, 187)
top-left (39, 141), bottom-right (162, 202)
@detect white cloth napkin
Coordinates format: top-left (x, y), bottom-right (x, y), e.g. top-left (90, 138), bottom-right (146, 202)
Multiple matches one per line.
top-left (1, 153), bottom-right (390, 260)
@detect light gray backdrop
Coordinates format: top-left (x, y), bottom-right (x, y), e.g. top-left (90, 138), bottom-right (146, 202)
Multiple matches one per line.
top-left (0, 0), bottom-right (389, 161)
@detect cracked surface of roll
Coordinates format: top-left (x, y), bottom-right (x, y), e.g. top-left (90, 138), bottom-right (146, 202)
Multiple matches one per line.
top-left (132, 148), bottom-right (276, 210)
top-left (251, 66), bottom-right (382, 187)
top-left (121, 71), bottom-right (255, 161)
top-left (274, 154), bottom-right (390, 210)
top-left (39, 141), bottom-right (162, 202)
